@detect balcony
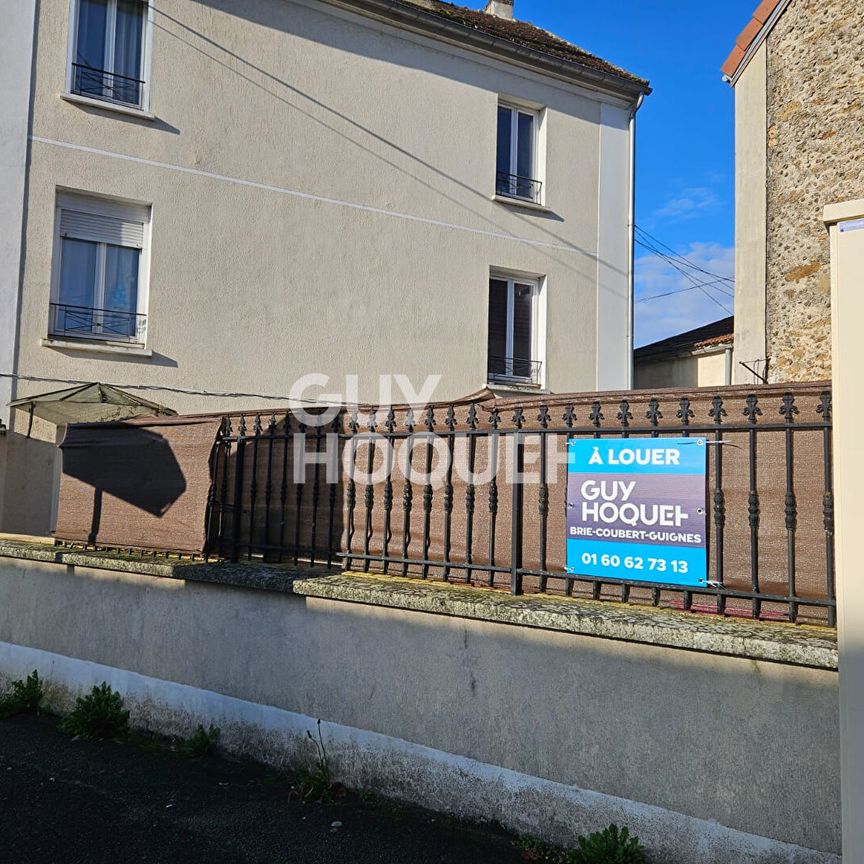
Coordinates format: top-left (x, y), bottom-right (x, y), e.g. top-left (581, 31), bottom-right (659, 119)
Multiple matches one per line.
top-left (495, 171), bottom-right (543, 205)
top-left (49, 303), bottom-right (147, 345)
top-left (487, 356), bottom-right (542, 386)
top-left (71, 63), bottom-right (144, 108)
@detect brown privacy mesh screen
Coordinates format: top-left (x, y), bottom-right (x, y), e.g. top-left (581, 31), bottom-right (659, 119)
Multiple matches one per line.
top-left (207, 382), bottom-right (832, 623)
top-left (54, 415), bottom-right (223, 555)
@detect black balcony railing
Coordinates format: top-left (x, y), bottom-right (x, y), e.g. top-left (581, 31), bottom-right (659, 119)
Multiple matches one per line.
top-left (71, 63), bottom-right (144, 107)
top-left (487, 356), bottom-right (542, 386)
top-left (49, 303), bottom-right (147, 344)
top-left (496, 171), bottom-right (543, 204)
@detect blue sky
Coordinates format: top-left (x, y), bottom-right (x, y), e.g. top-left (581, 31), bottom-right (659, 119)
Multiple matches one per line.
top-left (465, 0), bottom-right (755, 346)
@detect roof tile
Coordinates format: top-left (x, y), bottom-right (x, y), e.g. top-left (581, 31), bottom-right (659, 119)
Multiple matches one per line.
top-left (721, 0), bottom-right (786, 79)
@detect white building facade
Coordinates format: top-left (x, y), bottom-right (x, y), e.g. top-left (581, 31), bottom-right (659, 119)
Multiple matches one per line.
top-left (0, 0), bottom-right (649, 535)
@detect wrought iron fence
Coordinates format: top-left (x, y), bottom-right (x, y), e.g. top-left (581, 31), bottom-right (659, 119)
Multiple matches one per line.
top-left (206, 383), bottom-right (835, 627)
top-left (71, 63), bottom-right (144, 107)
top-left (50, 303), bottom-right (147, 344)
top-left (495, 171), bottom-right (543, 204)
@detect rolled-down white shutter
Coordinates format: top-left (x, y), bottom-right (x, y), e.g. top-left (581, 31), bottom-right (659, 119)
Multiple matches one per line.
top-left (59, 209), bottom-right (144, 248)
top-left (57, 193), bottom-right (149, 249)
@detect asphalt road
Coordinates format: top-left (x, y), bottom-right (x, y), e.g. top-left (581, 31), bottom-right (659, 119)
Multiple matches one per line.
top-left (0, 714), bottom-right (526, 864)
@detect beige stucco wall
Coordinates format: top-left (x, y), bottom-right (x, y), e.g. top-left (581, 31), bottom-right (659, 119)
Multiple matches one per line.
top-left (13, 0), bottom-right (634, 422)
top-left (0, 555), bottom-right (842, 859)
top-left (825, 199), bottom-right (864, 863)
top-left (761, 0), bottom-right (864, 382)
top-left (732, 41), bottom-right (767, 385)
top-left (634, 347), bottom-right (730, 390)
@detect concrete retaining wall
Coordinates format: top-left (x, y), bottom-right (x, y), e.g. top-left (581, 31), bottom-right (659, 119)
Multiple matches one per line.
top-left (0, 551), bottom-right (841, 862)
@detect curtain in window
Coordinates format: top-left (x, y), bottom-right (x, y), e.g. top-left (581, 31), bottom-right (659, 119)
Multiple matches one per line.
top-left (104, 245), bottom-right (140, 337)
top-left (113, 0), bottom-right (144, 102)
top-left (75, 0), bottom-right (108, 97)
top-left (58, 238), bottom-right (99, 335)
top-left (512, 283), bottom-right (534, 378)
top-left (487, 278), bottom-right (509, 376)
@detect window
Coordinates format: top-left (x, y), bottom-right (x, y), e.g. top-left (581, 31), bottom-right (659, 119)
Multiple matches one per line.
top-left (68, 0), bottom-right (149, 108)
top-left (487, 275), bottom-right (541, 385)
top-left (496, 103), bottom-right (541, 203)
top-left (51, 193), bottom-right (150, 345)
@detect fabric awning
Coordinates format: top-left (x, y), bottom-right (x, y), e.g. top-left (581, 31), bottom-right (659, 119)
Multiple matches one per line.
top-left (9, 383), bottom-right (176, 427)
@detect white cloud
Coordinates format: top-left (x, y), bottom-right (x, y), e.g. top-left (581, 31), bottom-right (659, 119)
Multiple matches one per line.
top-left (634, 242), bottom-right (734, 347)
top-left (653, 187), bottom-right (721, 221)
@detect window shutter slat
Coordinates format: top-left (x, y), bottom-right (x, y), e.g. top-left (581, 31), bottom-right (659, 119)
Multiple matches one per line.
top-left (59, 209), bottom-right (144, 248)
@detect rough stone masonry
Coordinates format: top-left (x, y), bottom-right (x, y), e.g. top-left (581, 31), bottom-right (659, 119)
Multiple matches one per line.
top-left (765, 0), bottom-right (864, 382)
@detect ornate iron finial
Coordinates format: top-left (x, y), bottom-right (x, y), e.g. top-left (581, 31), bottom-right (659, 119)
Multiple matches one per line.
top-left (283, 412), bottom-right (292, 433)
top-left (538, 405), bottom-right (551, 428)
top-left (423, 406), bottom-right (435, 432)
top-left (779, 393), bottom-right (799, 424)
top-left (743, 394), bottom-right (762, 424)
top-left (467, 403), bottom-right (479, 430)
top-left (677, 398), bottom-right (694, 426)
top-left (348, 408), bottom-right (359, 434)
top-left (646, 398), bottom-right (662, 427)
top-left (817, 391), bottom-right (832, 423)
top-left (384, 406), bottom-right (396, 434)
top-left (367, 407), bottom-right (377, 432)
top-left (512, 406), bottom-right (524, 429)
top-left (224, 416), bottom-right (233, 436)
top-left (445, 405), bottom-right (457, 432)
top-left (563, 403), bottom-right (576, 428)
top-left (405, 406), bottom-right (415, 432)
top-left (617, 400), bottom-right (633, 428)
top-left (267, 412), bottom-right (277, 434)
top-left (489, 406), bottom-right (501, 429)
top-left (329, 411), bottom-right (342, 433)
top-left (709, 396), bottom-right (726, 425)
top-left (252, 414), bottom-right (262, 435)
top-left (589, 402), bottom-right (603, 428)
top-left (238, 414), bottom-right (247, 436)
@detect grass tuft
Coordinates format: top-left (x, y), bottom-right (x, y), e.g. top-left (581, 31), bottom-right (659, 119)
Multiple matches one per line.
top-left (60, 682), bottom-right (130, 740)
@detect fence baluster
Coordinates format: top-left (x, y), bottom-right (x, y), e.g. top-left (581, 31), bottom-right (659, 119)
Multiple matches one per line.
top-left (309, 422), bottom-right (322, 568)
top-left (537, 406), bottom-right (550, 593)
top-left (421, 407), bottom-right (436, 579)
top-left (510, 408), bottom-right (525, 595)
top-left (442, 406), bottom-right (456, 582)
top-left (344, 410), bottom-right (358, 571)
top-left (617, 400), bottom-right (633, 602)
top-left (327, 413), bottom-right (341, 568)
top-left (247, 415), bottom-right (263, 560)
top-left (278, 413), bottom-right (291, 564)
top-left (216, 417), bottom-right (232, 559)
top-left (744, 394), bottom-right (763, 618)
top-left (401, 408), bottom-right (415, 577)
top-left (363, 409), bottom-right (377, 573)
top-left (382, 408), bottom-right (396, 574)
top-left (465, 404), bottom-right (479, 584)
top-left (780, 394), bottom-right (799, 621)
top-left (562, 403), bottom-right (576, 596)
top-left (231, 415), bottom-right (247, 562)
top-left (589, 401), bottom-right (604, 599)
top-left (646, 399), bottom-right (663, 606)
top-left (487, 407), bottom-right (500, 586)
top-left (709, 396), bottom-right (727, 615)
top-left (677, 398), bottom-right (695, 610)
top-left (818, 392), bottom-right (835, 626)
top-left (263, 413), bottom-right (277, 554)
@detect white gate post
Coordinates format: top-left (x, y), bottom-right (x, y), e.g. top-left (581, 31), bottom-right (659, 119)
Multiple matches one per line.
top-left (825, 199), bottom-right (864, 862)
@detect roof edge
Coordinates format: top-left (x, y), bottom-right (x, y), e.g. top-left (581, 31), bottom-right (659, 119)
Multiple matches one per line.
top-left (721, 0), bottom-right (792, 84)
top-left (322, 0), bottom-right (651, 100)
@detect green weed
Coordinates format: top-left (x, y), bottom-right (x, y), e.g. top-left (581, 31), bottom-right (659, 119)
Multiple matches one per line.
top-left (60, 682), bottom-right (130, 740)
top-left (0, 671), bottom-right (43, 719)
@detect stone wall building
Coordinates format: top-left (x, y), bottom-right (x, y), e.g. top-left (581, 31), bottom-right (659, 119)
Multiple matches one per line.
top-left (722, 0), bottom-right (864, 383)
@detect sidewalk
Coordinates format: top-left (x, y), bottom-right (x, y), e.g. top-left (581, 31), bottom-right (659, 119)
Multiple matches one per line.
top-left (0, 714), bottom-right (525, 864)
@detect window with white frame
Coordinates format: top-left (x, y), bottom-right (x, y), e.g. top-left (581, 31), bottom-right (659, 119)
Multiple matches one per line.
top-left (51, 193), bottom-right (150, 345)
top-left (496, 103), bottom-right (541, 203)
top-left (68, 0), bottom-right (149, 108)
top-left (487, 274), bottom-right (541, 385)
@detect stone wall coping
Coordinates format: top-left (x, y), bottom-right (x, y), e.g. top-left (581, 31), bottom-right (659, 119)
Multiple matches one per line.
top-left (0, 539), bottom-right (837, 670)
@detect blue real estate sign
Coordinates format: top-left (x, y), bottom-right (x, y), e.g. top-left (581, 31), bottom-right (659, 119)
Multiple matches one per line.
top-left (566, 438), bottom-right (708, 588)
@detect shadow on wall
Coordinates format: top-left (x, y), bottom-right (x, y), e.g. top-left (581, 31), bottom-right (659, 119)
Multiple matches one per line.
top-left (0, 432), bottom-right (59, 537)
top-left (61, 426), bottom-right (187, 544)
